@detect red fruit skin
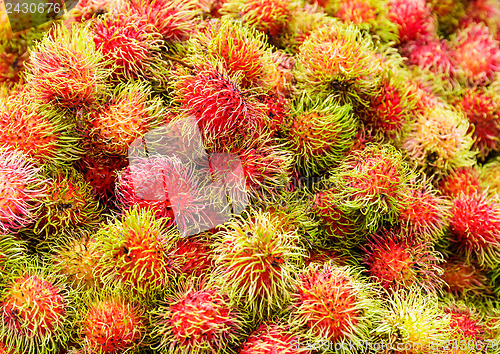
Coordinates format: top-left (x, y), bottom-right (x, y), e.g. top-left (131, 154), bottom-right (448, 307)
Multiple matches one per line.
top-left (76, 154), bottom-right (127, 199)
top-left (388, 0), bottom-right (436, 44)
top-left (440, 257), bottom-right (492, 297)
top-left (439, 167), bottom-right (482, 198)
top-left (336, 0), bottom-right (377, 24)
top-left (239, 322), bottom-right (310, 354)
top-left (172, 235), bottom-right (214, 277)
top-left (402, 39), bottom-right (456, 76)
top-left (445, 307), bottom-right (485, 341)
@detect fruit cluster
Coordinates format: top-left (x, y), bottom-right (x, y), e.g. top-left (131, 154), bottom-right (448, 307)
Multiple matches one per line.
top-left (1, 0), bottom-right (500, 353)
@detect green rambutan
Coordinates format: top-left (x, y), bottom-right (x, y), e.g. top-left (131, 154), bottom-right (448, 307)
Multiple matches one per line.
top-left (290, 262), bottom-right (379, 351)
top-left (212, 208), bottom-right (305, 317)
top-left (449, 191), bottom-right (500, 268)
top-left (439, 166), bottom-right (482, 198)
top-left (284, 94), bottom-right (358, 175)
top-left (95, 207), bottom-right (178, 296)
top-left (362, 228), bottom-right (444, 292)
top-left (387, 0), bottom-right (437, 44)
top-left (481, 157), bottom-right (500, 195)
top-left (0, 235), bottom-right (25, 287)
top-left (0, 147), bottom-right (46, 234)
top-left (440, 256), bottom-right (493, 298)
top-left (294, 22), bottom-right (382, 106)
top-left (148, 278), bottom-right (246, 353)
top-left (428, 0), bottom-right (467, 36)
top-left (25, 23), bottom-right (111, 110)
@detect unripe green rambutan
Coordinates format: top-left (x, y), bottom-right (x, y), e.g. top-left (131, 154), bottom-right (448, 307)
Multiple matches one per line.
top-left (85, 81), bottom-right (164, 157)
top-left (148, 278), bottom-right (247, 353)
top-left (449, 191), bottom-right (500, 268)
top-left (95, 207), bottom-right (178, 297)
top-left (0, 89), bottom-right (83, 166)
top-left (284, 94), bottom-right (358, 175)
top-left (33, 166), bottom-right (103, 238)
top-left (25, 23), bottom-right (111, 110)
top-left (327, 143), bottom-right (417, 233)
top-left (0, 147), bottom-right (46, 234)
top-left (440, 256), bottom-right (493, 299)
top-left (439, 166), bottom-right (482, 198)
top-left (92, 12), bottom-right (165, 80)
top-left (402, 103), bottom-right (476, 174)
top-left (373, 287), bottom-right (452, 353)
top-left (362, 228), bottom-right (444, 292)
top-left (220, 0), bottom-right (291, 38)
top-left (290, 262), bottom-right (379, 352)
top-left (294, 22), bottom-right (382, 106)
top-left (481, 157), bottom-right (500, 195)
top-left (212, 208), bottom-right (305, 317)
top-left (0, 260), bottom-right (77, 354)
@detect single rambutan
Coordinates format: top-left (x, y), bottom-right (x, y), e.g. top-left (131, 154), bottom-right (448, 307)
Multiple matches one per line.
top-left (284, 94), bottom-right (358, 174)
top-left (172, 232), bottom-right (214, 277)
top-left (294, 22), bottom-right (382, 105)
top-left (290, 262), bottom-right (378, 349)
top-left (327, 143), bottom-right (417, 233)
top-left (256, 91), bottom-right (290, 135)
top-left (440, 256), bottom-right (493, 298)
top-left (95, 207), bottom-right (178, 296)
top-left (449, 191), bottom-right (500, 268)
top-left (481, 157), bottom-right (500, 195)
top-left (439, 166), bottom-right (482, 198)
top-left (264, 50), bottom-right (295, 98)
top-left (0, 147), bottom-right (46, 234)
top-left (239, 320), bottom-right (310, 354)
top-left (213, 208), bottom-right (305, 317)
top-left (33, 166), bottom-right (103, 238)
top-left (220, 0), bottom-right (291, 38)
top-left (456, 87), bottom-right (500, 160)
top-left (388, 0), bottom-right (436, 44)
top-left (450, 22), bottom-right (500, 86)
top-left (0, 260), bottom-right (76, 354)
top-left (402, 103), bottom-right (476, 174)
top-left (402, 38), bottom-right (457, 77)
top-left (25, 24), bottom-right (111, 110)
top-left (362, 228), bottom-right (444, 292)
top-left (148, 278), bottom-right (246, 353)
top-left (0, 88), bottom-right (83, 166)
top-left (443, 301), bottom-right (486, 342)
top-left (125, 0), bottom-right (200, 42)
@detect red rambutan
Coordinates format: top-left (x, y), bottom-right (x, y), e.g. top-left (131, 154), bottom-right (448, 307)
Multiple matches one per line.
top-left (172, 232), bottom-right (214, 277)
top-left (387, 0), bottom-right (436, 44)
top-left (440, 256), bottom-right (493, 298)
top-left (439, 166), bottom-right (482, 198)
top-left (402, 38), bottom-right (457, 77)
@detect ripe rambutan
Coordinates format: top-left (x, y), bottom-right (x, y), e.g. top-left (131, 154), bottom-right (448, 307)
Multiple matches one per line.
top-left (456, 87), bottom-right (500, 160)
top-left (450, 22), bottom-right (500, 86)
top-left (387, 0), bottom-right (436, 44)
top-left (172, 232), bottom-right (214, 277)
top-left (220, 0), bottom-right (291, 38)
top-left (439, 166), bottom-right (482, 198)
top-left (64, 0), bottom-right (117, 24)
top-left (290, 262), bottom-right (378, 348)
top-left (284, 94), bottom-right (358, 174)
top-left (85, 81), bottom-right (164, 157)
top-left (0, 260), bottom-right (76, 354)
top-left (25, 24), bottom-right (111, 110)
top-left (148, 278), bottom-right (246, 353)
top-left (440, 256), bottom-right (493, 298)
top-left (294, 22), bottom-right (382, 105)
top-left (443, 301), bottom-right (486, 342)
top-left (362, 228), bottom-right (444, 292)
top-left (304, 247), bottom-right (352, 267)
top-left (92, 12), bottom-right (164, 80)
top-left (264, 50), bottom-right (295, 98)
top-left (401, 38), bottom-right (457, 77)
top-left (0, 89), bottom-right (82, 166)
top-left (449, 191), bottom-right (500, 268)
top-left (402, 103), bottom-right (476, 174)
top-left (0, 147), bottom-right (46, 234)
top-left (213, 208), bottom-right (305, 317)
top-left (95, 207), bottom-right (178, 296)
top-left (481, 157), bottom-right (500, 195)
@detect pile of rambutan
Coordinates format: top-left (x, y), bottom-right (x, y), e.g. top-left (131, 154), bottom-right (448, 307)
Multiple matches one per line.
top-left (2, 0), bottom-right (500, 352)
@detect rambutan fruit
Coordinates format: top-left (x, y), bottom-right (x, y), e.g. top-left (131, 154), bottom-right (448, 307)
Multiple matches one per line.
top-left (399, 176), bottom-right (451, 242)
top-left (327, 143), bottom-right (417, 233)
top-left (304, 247), bottom-right (353, 267)
top-left (294, 22), bottom-right (382, 106)
top-left (402, 38), bottom-right (457, 77)
top-left (256, 91), bottom-right (290, 136)
top-left (402, 103), bottom-right (476, 174)
top-left (65, 0), bottom-right (118, 24)
top-left (148, 278), bottom-right (246, 353)
top-left (362, 228), bottom-right (444, 292)
top-left (456, 87), bottom-right (500, 160)
top-left (25, 24), bottom-right (111, 110)
top-left (440, 256), bottom-right (493, 298)
top-left (95, 207), bottom-right (178, 296)
top-left (0, 260), bottom-right (77, 354)
top-left (387, 0), bottom-right (436, 44)
top-left (0, 147), bottom-right (46, 234)
top-left (220, 0), bottom-right (291, 38)
top-left (448, 191), bottom-right (500, 268)
top-left (290, 262), bottom-right (379, 349)
top-left (264, 50), bottom-right (295, 98)
top-left (481, 157), bottom-right (500, 195)
top-left (212, 208), bottom-right (305, 317)
top-left (284, 94), bottom-right (358, 175)
top-left (125, 0), bottom-right (200, 43)
top-left (33, 165), bottom-right (103, 238)
top-left (172, 231), bottom-right (214, 277)
top-left (427, 0), bottom-right (466, 36)
top-left (450, 22), bottom-right (500, 87)
top-left (0, 88), bottom-right (83, 166)
top-left (0, 235), bottom-right (25, 287)
top-left (239, 320), bottom-right (310, 354)
top-left (84, 81), bottom-right (164, 157)
top-left (76, 288), bottom-right (147, 353)
top-left (439, 166), bottom-right (482, 198)
top-left (443, 301), bottom-right (486, 343)
top-left (373, 287), bottom-right (452, 352)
